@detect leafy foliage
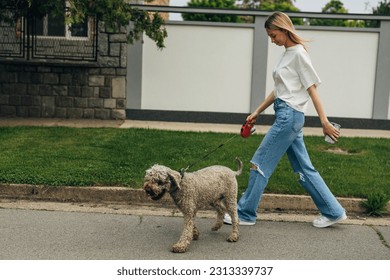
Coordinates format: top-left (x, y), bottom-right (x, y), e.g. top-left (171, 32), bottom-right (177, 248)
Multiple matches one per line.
top-left (256, 0), bottom-right (303, 25)
top-left (309, 0), bottom-right (365, 27)
top-left (182, 0), bottom-right (242, 23)
top-left (360, 191), bottom-right (390, 216)
top-left (366, 0), bottom-right (390, 27)
top-left (0, 0), bottom-right (167, 49)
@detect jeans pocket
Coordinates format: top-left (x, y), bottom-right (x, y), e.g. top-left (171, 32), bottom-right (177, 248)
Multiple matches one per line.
top-left (292, 110), bottom-right (304, 133)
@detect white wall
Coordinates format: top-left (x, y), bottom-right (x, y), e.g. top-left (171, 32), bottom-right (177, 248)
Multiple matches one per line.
top-left (142, 25), bottom-right (254, 113)
top-left (140, 24), bottom-right (380, 119)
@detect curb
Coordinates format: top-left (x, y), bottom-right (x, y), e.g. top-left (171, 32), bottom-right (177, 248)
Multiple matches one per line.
top-left (1, 183), bottom-right (384, 215)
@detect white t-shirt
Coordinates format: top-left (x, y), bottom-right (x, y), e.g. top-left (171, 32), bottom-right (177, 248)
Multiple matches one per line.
top-left (273, 44), bottom-right (321, 113)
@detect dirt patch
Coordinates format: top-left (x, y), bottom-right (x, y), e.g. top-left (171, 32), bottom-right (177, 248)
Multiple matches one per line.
top-left (326, 147), bottom-right (359, 155)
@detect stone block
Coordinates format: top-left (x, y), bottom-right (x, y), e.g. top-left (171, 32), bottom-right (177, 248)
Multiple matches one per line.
top-left (57, 96), bottom-right (74, 107)
top-left (53, 85), bottom-right (68, 96)
top-left (44, 73), bottom-right (59, 85)
top-left (88, 98), bottom-right (103, 108)
top-left (89, 75), bottom-right (105, 86)
top-left (74, 97), bottom-right (88, 108)
top-left (0, 95), bottom-right (9, 105)
top-left (112, 77), bottom-right (125, 98)
top-left (99, 87), bottom-right (110, 98)
top-left (21, 96), bottom-right (33, 106)
top-left (110, 43), bottom-right (121, 57)
top-left (9, 95), bottom-right (21, 106)
top-left (68, 86), bottom-right (81, 97)
top-left (104, 99), bottom-right (116, 109)
top-left (60, 73), bottom-right (72, 85)
top-left (68, 108), bottom-right (84, 119)
top-left (116, 98), bottom-right (126, 109)
top-left (55, 108), bottom-right (67, 118)
top-left (19, 72), bottom-right (31, 83)
top-left (42, 96), bottom-right (56, 117)
top-left (83, 109), bottom-right (95, 119)
top-left (16, 106), bottom-right (29, 117)
top-left (28, 107), bottom-right (41, 117)
top-left (112, 109), bottom-right (126, 120)
top-left (0, 105), bottom-right (16, 116)
top-left (95, 109), bottom-right (110, 119)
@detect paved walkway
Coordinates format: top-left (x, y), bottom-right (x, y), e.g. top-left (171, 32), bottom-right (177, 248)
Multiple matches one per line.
top-left (1, 206), bottom-right (389, 260)
top-left (0, 117), bottom-right (389, 138)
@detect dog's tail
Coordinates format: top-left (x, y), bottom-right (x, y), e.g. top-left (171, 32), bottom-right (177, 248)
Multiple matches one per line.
top-left (234, 157), bottom-right (243, 176)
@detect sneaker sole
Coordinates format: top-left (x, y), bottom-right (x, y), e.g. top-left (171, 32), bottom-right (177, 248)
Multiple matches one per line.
top-left (313, 213), bottom-right (347, 228)
top-left (223, 219), bottom-right (255, 226)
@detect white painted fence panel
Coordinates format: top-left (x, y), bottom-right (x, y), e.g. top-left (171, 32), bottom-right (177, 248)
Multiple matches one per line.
top-left (140, 24), bottom-right (381, 119)
top-left (142, 25), bottom-right (254, 113)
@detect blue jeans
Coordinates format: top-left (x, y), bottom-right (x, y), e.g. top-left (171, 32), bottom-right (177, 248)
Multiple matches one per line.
top-left (237, 98), bottom-right (345, 222)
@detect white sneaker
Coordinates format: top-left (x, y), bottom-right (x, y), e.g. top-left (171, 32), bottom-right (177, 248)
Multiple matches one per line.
top-left (312, 212), bottom-right (347, 228)
top-left (223, 213), bottom-right (255, 226)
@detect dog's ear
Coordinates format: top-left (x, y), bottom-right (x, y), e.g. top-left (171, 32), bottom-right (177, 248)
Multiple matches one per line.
top-left (168, 172), bottom-right (181, 191)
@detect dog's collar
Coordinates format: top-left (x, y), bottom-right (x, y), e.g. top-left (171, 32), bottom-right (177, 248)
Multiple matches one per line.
top-left (168, 185), bottom-right (179, 195)
top-left (179, 168), bottom-right (186, 178)
top-left (161, 184), bottom-right (179, 195)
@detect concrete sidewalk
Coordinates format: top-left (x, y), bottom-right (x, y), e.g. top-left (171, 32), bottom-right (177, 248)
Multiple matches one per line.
top-left (1, 206), bottom-right (389, 260)
top-left (0, 117), bottom-right (389, 138)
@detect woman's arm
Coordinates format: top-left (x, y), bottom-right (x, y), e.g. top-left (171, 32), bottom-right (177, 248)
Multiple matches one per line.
top-left (307, 85), bottom-right (340, 142)
top-left (247, 91), bottom-right (275, 123)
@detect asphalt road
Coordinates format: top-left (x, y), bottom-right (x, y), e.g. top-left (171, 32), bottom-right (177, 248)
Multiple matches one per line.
top-left (1, 208), bottom-right (389, 260)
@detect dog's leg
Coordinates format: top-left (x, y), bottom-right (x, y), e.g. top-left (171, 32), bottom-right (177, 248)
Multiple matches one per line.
top-left (171, 213), bottom-right (194, 253)
top-left (225, 197), bottom-right (239, 242)
top-left (192, 224), bottom-right (199, 240)
top-left (211, 199), bottom-right (226, 231)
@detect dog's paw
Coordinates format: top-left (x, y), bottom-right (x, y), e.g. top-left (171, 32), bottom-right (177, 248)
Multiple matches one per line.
top-left (192, 228), bottom-right (200, 240)
top-left (211, 220), bottom-right (223, 231)
top-left (211, 224), bottom-right (222, 231)
top-left (171, 243), bottom-right (188, 253)
top-left (226, 233), bottom-right (239, 242)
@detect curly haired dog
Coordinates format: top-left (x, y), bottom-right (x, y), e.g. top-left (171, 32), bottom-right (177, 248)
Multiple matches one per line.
top-left (143, 158), bottom-right (243, 253)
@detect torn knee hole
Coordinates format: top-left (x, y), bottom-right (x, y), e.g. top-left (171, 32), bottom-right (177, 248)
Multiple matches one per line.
top-left (251, 164), bottom-right (265, 177)
top-left (296, 172), bottom-right (306, 182)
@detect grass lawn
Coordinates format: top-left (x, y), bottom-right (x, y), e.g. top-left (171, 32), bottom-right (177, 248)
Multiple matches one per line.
top-left (0, 126), bottom-right (388, 199)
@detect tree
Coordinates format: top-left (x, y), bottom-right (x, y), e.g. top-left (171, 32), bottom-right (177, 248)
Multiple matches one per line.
top-left (256, 0), bottom-right (303, 25)
top-left (373, 0), bottom-right (390, 14)
top-left (183, 0), bottom-right (302, 24)
top-left (0, 0), bottom-right (168, 49)
top-left (366, 0), bottom-right (390, 27)
top-left (309, 0), bottom-right (364, 27)
top-left (182, 0), bottom-right (242, 23)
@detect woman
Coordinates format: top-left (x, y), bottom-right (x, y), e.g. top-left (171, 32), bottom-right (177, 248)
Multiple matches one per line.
top-left (224, 12), bottom-right (347, 228)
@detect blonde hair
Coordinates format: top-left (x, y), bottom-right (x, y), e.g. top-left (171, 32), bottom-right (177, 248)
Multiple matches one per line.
top-left (265, 12), bottom-right (308, 51)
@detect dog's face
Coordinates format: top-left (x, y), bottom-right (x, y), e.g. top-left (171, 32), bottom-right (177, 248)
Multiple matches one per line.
top-left (143, 165), bottom-right (180, 200)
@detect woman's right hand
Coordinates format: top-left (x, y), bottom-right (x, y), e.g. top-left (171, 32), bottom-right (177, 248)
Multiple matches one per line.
top-left (247, 112), bottom-right (258, 124)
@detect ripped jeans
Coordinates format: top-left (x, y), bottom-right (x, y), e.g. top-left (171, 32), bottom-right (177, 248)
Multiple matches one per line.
top-left (237, 98), bottom-right (345, 222)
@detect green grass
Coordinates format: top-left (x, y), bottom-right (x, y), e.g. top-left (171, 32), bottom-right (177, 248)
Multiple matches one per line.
top-left (0, 126), bottom-right (389, 199)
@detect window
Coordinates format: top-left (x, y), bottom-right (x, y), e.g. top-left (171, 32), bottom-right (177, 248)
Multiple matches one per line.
top-left (34, 0), bottom-right (90, 39)
top-left (35, 14), bottom-right (89, 38)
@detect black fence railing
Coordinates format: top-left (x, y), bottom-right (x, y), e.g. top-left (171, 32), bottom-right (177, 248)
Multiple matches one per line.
top-left (0, 15), bottom-right (25, 58)
top-left (0, 9), bottom-right (98, 62)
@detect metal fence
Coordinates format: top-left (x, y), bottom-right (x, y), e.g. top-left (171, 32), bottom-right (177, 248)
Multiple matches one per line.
top-left (0, 15), bottom-right (25, 58)
top-left (0, 9), bottom-right (98, 62)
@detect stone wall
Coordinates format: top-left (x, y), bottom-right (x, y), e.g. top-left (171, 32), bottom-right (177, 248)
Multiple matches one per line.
top-left (0, 24), bottom-right (128, 120)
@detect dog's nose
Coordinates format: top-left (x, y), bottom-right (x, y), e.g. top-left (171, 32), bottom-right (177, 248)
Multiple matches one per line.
top-left (144, 186), bottom-right (154, 196)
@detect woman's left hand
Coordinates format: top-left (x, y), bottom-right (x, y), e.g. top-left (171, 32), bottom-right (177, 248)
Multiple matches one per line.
top-left (323, 122), bottom-right (340, 142)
